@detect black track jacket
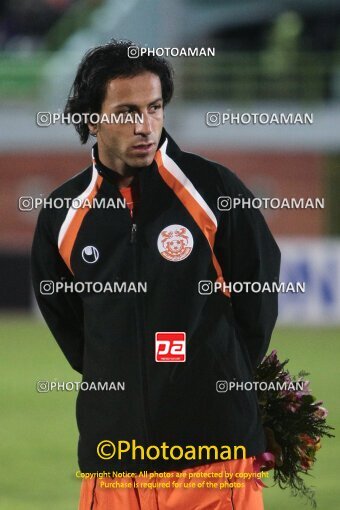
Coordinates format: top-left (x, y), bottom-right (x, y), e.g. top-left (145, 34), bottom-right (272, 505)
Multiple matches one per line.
top-left (31, 129), bottom-right (281, 472)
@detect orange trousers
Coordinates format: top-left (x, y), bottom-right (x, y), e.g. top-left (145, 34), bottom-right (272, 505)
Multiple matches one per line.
top-left (78, 458), bottom-right (264, 510)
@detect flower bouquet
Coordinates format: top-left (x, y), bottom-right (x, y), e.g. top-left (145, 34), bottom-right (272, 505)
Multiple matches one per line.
top-left (255, 350), bottom-right (334, 507)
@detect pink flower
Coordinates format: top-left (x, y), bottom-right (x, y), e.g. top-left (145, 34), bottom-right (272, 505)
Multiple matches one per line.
top-left (286, 401), bottom-right (300, 412)
top-left (265, 350), bottom-right (280, 366)
top-left (295, 380), bottom-right (310, 398)
top-left (314, 406), bottom-right (328, 418)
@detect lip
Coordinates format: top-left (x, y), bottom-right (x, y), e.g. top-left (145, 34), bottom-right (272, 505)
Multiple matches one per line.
top-left (131, 142), bottom-right (155, 154)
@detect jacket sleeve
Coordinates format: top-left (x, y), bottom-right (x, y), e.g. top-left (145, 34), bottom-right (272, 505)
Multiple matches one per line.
top-left (31, 208), bottom-right (84, 373)
top-left (215, 167), bottom-right (281, 369)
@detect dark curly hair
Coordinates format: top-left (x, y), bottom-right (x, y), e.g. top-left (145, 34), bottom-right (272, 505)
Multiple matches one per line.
top-left (64, 39), bottom-right (174, 144)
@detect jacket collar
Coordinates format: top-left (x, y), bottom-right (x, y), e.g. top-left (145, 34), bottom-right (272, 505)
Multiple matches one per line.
top-left (91, 128), bottom-right (182, 184)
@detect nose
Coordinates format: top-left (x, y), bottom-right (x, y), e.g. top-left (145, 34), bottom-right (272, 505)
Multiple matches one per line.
top-left (134, 111), bottom-right (152, 136)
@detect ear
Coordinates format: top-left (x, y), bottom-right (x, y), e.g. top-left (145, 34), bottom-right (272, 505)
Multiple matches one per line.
top-left (88, 121), bottom-right (98, 136)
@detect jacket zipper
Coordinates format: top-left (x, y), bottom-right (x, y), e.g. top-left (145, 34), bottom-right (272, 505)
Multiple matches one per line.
top-left (130, 221), bottom-right (151, 446)
top-left (130, 223), bottom-right (137, 243)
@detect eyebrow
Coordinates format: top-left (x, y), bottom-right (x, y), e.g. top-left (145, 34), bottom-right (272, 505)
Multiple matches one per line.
top-left (114, 97), bottom-right (163, 108)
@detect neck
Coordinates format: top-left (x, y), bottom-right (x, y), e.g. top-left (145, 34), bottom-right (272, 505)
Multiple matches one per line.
top-left (96, 146), bottom-right (138, 188)
top-left (116, 175), bottom-right (136, 188)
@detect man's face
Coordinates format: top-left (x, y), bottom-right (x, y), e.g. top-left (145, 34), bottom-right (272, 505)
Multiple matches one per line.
top-left (93, 71), bottom-right (164, 173)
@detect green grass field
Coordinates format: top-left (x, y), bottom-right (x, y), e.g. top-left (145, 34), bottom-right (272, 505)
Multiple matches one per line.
top-left (0, 316), bottom-right (338, 510)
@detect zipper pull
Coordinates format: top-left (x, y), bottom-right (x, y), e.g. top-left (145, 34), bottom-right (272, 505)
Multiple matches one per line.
top-left (130, 223), bottom-right (137, 243)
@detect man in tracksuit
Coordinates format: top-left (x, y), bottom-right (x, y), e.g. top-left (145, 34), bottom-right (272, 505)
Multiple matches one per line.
top-left (31, 40), bottom-right (281, 510)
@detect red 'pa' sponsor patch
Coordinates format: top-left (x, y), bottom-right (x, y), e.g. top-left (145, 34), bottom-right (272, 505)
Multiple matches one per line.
top-left (155, 332), bottom-right (186, 362)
